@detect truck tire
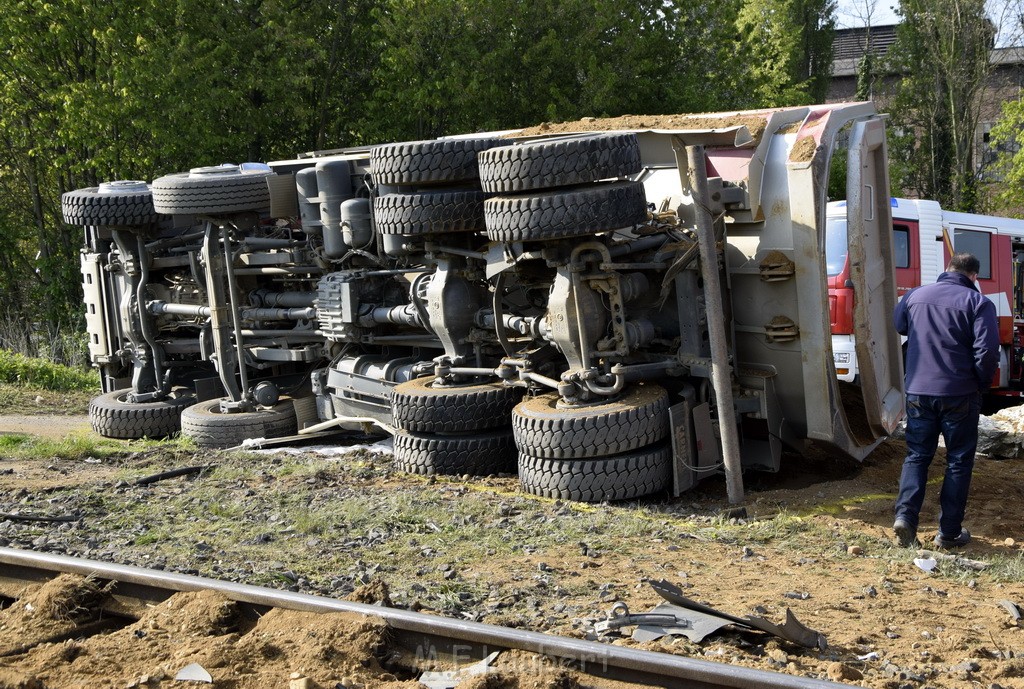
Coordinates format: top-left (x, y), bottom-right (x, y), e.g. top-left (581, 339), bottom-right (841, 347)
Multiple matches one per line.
top-left (478, 133), bottom-right (642, 193)
top-left (484, 181), bottom-right (647, 242)
top-left (180, 399), bottom-right (297, 449)
top-left (62, 182), bottom-right (160, 227)
top-left (512, 383), bottom-right (668, 459)
top-left (393, 428), bottom-right (517, 476)
top-left (151, 167), bottom-right (273, 215)
top-left (374, 190), bottom-right (488, 235)
top-left (369, 138), bottom-right (503, 187)
top-left (89, 388), bottom-right (195, 440)
top-left (518, 442), bottom-right (671, 502)
top-left (391, 375), bottom-right (522, 433)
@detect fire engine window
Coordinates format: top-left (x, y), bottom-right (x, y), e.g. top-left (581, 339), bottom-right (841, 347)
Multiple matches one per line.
top-left (893, 225), bottom-right (910, 268)
top-left (953, 228), bottom-right (991, 279)
top-left (826, 218), bottom-right (848, 277)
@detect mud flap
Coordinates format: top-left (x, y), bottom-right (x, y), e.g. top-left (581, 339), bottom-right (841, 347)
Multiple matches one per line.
top-left (670, 399), bottom-right (723, 495)
top-left (847, 118), bottom-right (904, 436)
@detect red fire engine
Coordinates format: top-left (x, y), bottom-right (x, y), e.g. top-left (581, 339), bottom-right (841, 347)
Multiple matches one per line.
top-left (827, 198), bottom-right (1024, 394)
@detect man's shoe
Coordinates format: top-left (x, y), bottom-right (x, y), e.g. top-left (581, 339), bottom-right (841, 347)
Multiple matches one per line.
top-left (933, 528), bottom-right (971, 549)
top-left (893, 519), bottom-right (918, 548)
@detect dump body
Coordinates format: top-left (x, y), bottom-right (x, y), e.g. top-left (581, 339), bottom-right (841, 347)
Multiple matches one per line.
top-left (69, 102), bottom-right (904, 500)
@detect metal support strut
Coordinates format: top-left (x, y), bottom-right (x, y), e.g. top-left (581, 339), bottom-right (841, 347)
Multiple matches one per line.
top-left (681, 143), bottom-right (744, 505)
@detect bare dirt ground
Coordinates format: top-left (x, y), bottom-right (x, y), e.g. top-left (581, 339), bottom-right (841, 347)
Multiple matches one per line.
top-left (1, 415), bottom-right (1024, 688)
top-left (0, 415), bottom-right (90, 440)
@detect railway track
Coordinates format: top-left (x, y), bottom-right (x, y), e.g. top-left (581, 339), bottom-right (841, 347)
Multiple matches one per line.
top-left (0, 547), bottom-right (852, 689)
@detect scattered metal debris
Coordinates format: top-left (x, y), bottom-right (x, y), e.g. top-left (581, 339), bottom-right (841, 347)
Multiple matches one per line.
top-left (650, 580), bottom-right (826, 649)
top-left (596, 580), bottom-right (826, 649)
top-left (595, 601), bottom-right (733, 643)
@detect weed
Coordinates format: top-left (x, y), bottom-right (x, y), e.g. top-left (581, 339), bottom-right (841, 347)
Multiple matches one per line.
top-left (206, 500), bottom-right (242, 520)
top-left (292, 507), bottom-right (329, 535)
top-left (134, 531), bottom-right (165, 546)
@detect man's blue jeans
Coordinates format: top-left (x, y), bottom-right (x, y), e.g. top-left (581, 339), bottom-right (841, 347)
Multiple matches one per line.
top-left (895, 392), bottom-right (981, 537)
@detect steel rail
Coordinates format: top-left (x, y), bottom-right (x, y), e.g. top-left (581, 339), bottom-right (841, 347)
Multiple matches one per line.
top-left (0, 547), bottom-right (850, 689)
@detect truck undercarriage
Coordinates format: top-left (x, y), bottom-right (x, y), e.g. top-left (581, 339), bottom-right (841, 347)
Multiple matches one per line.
top-left (65, 102), bottom-right (905, 503)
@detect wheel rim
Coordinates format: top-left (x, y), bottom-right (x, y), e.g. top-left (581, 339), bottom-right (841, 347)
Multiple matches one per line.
top-left (98, 181), bottom-right (149, 194)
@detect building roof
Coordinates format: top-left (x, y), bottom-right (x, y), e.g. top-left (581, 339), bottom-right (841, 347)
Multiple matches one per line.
top-left (834, 25), bottom-right (899, 60)
top-left (832, 24), bottom-right (898, 76)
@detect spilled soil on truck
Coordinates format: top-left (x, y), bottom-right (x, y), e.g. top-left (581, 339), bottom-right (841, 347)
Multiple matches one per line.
top-left (1, 421), bottom-right (1024, 687)
top-left (512, 113), bottom-right (770, 142)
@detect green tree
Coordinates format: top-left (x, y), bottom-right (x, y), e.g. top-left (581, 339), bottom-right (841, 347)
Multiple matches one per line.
top-left (0, 0), bottom-right (379, 340)
top-left (361, 0), bottom-right (753, 142)
top-left (992, 102), bottom-right (1024, 209)
top-left (737, 0), bottom-right (837, 106)
top-left (881, 0), bottom-right (994, 211)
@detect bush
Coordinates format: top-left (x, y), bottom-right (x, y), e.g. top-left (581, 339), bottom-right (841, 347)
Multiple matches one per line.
top-left (0, 312), bottom-right (90, 369)
top-left (0, 350), bottom-right (98, 391)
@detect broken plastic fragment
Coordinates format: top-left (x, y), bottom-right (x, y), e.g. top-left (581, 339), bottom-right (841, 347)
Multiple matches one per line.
top-left (857, 652), bottom-right (880, 661)
top-left (419, 651), bottom-right (499, 689)
top-left (175, 663), bottom-right (212, 683)
top-left (913, 557), bottom-right (937, 572)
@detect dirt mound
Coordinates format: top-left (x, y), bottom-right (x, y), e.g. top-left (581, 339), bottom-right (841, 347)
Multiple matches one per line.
top-left (0, 585), bottom-right (397, 689)
top-left (348, 579), bottom-right (393, 606)
top-left (0, 574), bottom-right (108, 655)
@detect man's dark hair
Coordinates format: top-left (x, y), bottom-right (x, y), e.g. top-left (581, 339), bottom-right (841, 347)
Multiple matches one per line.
top-left (947, 252), bottom-right (981, 275)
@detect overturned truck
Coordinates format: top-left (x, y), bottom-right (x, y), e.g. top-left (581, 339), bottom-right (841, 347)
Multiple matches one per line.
top-left (64, 102), bottom-right (904, 502)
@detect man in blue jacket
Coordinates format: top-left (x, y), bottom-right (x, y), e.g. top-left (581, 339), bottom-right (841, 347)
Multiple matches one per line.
top-left (892, 252), bottom-right (999, 549)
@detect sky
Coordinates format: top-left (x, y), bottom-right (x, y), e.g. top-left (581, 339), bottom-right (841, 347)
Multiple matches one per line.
top-left (834, 0), bottom-right (1021, 46)
top-left (834, 0), bottom-right (900, 28)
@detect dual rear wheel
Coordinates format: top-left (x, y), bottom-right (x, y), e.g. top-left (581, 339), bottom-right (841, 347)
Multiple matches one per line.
top-left (389, 377), bottom-right (671, 502)
top-left (512, 384), bottom-right (671, 502)
top-left (389, 376), bottom-right (522, 477)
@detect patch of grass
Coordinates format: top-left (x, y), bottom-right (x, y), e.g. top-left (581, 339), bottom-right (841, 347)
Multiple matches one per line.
top-left (0, 350), bottom-right (98, 391)
top-left (961, 552), bottom-right (1024, 582)
top-left (134, 530), bottom-right (168, 546)
top-left (0, 433), bottom-right (127, 460)
top-left (292, 506), bottom-right (334, 535)
top-left (205, 499), bottom-right (242, 520)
